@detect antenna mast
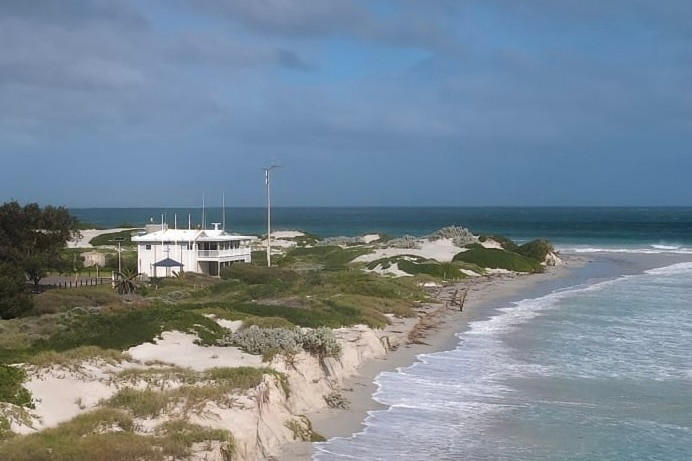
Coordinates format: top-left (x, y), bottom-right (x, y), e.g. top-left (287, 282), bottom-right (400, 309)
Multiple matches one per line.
top-left (263, 162), bottom-right (281, 267)
top-left (202, 193), bottom-right (206, 230)
top-left (222, 193), bottom-right (226, 230)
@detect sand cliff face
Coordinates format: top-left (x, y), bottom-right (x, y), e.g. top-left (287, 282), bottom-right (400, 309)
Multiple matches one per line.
top-left (227, 326), bottom-right (392, 460)
top-left (11, 325), bottom-right (398, 461)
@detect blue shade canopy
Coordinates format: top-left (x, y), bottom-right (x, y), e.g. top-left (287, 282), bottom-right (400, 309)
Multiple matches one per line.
top-left (153, 258), bottom-right (184, 268)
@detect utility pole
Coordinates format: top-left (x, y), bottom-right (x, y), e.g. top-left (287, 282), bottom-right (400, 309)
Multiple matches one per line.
top-left (263, 163), bottom-right (281, 267)
top-left (111, 237), bottom-right (125, 273)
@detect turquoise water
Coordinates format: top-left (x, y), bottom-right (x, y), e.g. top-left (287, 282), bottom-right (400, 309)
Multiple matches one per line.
top-left (314, 258), bottom-right (692, 460)
top-left (71, 207), bottom-right (692, 250)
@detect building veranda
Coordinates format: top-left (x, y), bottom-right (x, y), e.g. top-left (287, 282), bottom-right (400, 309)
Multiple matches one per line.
top-left (132, 223), bottom-right (256, 278)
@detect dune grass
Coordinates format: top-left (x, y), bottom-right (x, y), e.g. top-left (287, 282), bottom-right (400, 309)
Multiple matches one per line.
top-left (0, 408), bottom-right (232, 461)
top-left (105, 367), bottom-right (275, 417)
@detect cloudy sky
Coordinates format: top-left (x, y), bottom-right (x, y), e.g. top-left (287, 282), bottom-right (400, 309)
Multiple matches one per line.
top-left (1, 0), bottom-right (690, 207)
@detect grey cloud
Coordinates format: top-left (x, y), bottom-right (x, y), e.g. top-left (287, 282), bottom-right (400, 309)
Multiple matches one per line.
top-left (179, 0), bottom-right (462, 53)
top-left (181, 0), bottom-right (366, 37)
top-left (0, 0), bottom-right (147, 28)
top-left (275, 49), bottom-right (311, 71)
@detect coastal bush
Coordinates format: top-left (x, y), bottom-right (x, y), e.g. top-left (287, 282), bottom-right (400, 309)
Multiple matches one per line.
top-left (397, 260), bottom-right (464, 279)
top-left (300, 327), bottom-right (342, 358)
top-left (285, 415), bottom-right (325, 442)
top-left (516, 239), bottom-right (555, 262)
top-left (290, 232), bottom-right (321, 246)
top-left (478, 234), bottom-right (520, 252)
top-left (0, 365), bottom-right (33, 408)
top-left (318, 236), bottom-right (362, 246)
top-left (387, 235), bottom-right (420, 249)
top-left (220, 326), bottom-right (341, 358)
top-left (453, 247), bottom-right (543, 273)
top-left (429, 226), bottom-right (478, 247)
top-left (221, 326), bottom-right (302, 355)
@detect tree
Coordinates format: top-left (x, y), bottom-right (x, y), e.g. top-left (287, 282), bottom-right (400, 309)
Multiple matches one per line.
top-left (0, 201), bottom-right (80, 311)
top-left (0, 263), bottom-right (32, 319)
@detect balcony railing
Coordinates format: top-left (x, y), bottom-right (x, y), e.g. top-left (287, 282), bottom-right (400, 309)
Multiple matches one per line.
top-left (197, 248), bottom-right (250, 259)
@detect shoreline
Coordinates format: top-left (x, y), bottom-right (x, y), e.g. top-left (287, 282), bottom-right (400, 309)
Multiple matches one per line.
top-left (278, 259), bottom-right (581, 460)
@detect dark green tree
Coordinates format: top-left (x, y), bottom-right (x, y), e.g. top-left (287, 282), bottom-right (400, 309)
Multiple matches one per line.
top-left (0, 263), bottom-right (32, 319)
top-left (0, 202), bottom-right (80, 317)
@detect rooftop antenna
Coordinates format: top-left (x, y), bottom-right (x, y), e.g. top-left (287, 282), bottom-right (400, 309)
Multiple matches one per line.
top-left (263, 161), bottom-right (282, 267)
top-left (202, 193), bottom-right (206, 230)
top-left (222, 192), bottom-right (226, 230)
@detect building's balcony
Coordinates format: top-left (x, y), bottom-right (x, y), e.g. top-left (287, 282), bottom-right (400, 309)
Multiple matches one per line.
top-left (197, 248), bottom-right (251, 260)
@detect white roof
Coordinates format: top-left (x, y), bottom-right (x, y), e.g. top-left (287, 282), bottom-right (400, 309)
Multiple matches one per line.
top-left (132, 228), bottom-right (256, 243)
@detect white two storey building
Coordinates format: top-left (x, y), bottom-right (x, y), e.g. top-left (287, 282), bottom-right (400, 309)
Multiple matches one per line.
top-left (132, 223), bottom-right (256, 278)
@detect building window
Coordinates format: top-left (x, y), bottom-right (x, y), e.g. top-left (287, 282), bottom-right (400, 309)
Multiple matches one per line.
top-left (145, 244), bottom-right (151, 250)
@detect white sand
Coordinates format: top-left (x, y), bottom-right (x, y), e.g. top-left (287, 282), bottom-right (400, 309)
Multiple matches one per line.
top-left (361, 234), bottom-right (380, 244)
top-left (126, 331), bottom-right (262, 371)
top-left (354, 238), bottom-right (463, 264)
top-left (272, 231), bottom-right (305, 239)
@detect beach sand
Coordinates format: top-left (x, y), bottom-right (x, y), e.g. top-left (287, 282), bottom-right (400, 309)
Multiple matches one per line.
top-left (278, 261), bottom-right (578, 460)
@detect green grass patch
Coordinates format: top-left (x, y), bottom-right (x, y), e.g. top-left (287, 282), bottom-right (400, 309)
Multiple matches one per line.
top-left (88, 229), bottom-right (140, 247)
top-left (25, 346), bottom-right (129, 369)
top-left (32, 286), bottom-right (120, 315)
top-left (281, 246), bottom-right (370, 271)
top-left (31, 305), bottom-right (227, 353)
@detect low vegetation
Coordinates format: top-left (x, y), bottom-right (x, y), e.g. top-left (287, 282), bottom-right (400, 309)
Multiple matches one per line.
top-left (453, 245), bottom-right (544, 273)
top-left (1, 217), bottom-right (556, 456)
top-left (88, 229), bottom-right (139, 247)
top-left (0, 365), bottom-right (33, 409)
top-left (0, 408), bottom-right (233, 461)
top-left (220, 326), bottom-right (342, 358)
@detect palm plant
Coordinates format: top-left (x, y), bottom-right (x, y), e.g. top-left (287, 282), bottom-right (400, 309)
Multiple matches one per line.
top-left (113, 269), bottom-right (142, 296)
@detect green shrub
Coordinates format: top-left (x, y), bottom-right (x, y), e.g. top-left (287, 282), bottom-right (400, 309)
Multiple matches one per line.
top-left (220, 326), bottom-right (341, 358)
top-left (0, 365), bottom-right (33, 408)
top-left (453, 248), bottom-right (543, 273)
top-left (32, 305), bottom-right (227, 352)
top-left (220, 265), bottom-right (298, 285)
top-left (281, 246), bottom-right (369, 271)
top-left (516, 239), bottom-right (554, 262)
top-left (397, 260), bottom-right (464, 279)
top-left (240, 316), bottom-right (296, 330)
top-left (429, 226), bottom-right (477, 247)
top-left (478, 234), bottom-right (520, 252)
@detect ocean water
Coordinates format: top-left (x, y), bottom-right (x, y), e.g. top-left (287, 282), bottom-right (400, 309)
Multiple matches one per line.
top-left (70, 207), bottom-right (692, 251)
top-left (314, 258), bottom-right (692, 460)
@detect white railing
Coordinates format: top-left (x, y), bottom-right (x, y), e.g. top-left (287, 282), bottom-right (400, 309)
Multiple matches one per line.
top-left (197, 248), bottom-right (250, 259)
